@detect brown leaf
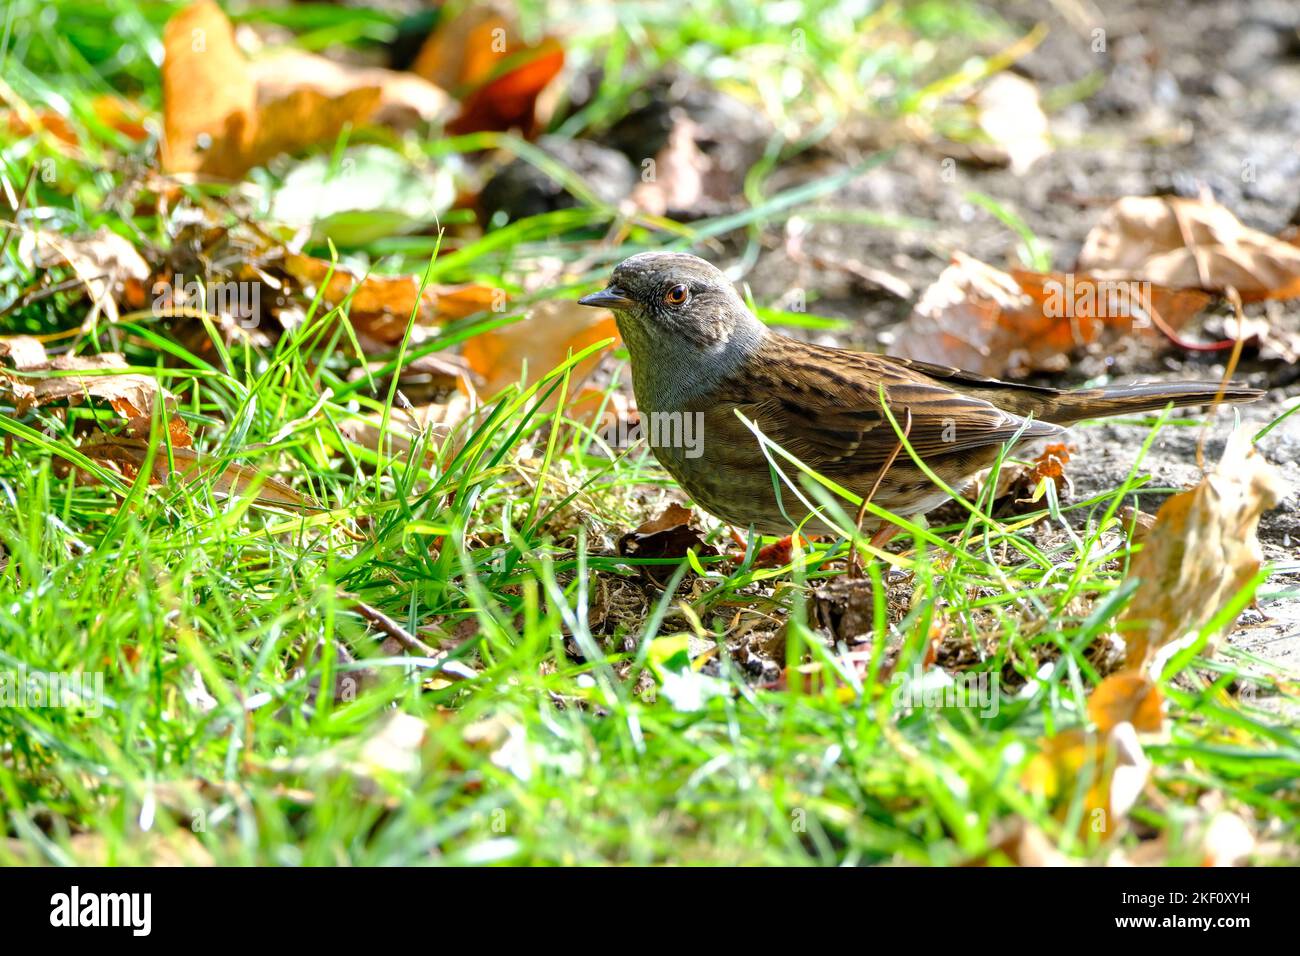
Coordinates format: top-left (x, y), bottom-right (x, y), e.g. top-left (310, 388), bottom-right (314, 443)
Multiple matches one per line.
top-left (92, 95), bottom-right (151, 142)
top-left (633, 502), bottom-right (694, 536)
top-left (1, 351), bottom-right (172, 419)
top-left (630, 116), bottom-right (726, 218)
top-left (0, 335), bottom-right (50, 370)
top-left (1117, 505), bottom-right (1158, 548)
top-left (160, 0), bottom-right (257, 179)
top-left (18, 227), bottom-right (151, 324)
top-left (1119, 428), bottom-right (1287, 668)
top-left (248, 50), bottom-right (452, 130)
top-left (460, 298), bottom-right (618, 400)
top-left (994, 441), bottom-right (1074, 505)
top-left (79, 435), bottom-right (312, 509)
top-left (1088, 669), bottom-right (1165, 732)
top-left (892, 253), bottom-right (1211, 377)
top-left (122, 413), bottom-right (194, 449)
top-left (242, 86), bottom-right (383, 174)
top-left (411, 2), bottom-right (516, 91)
top-left (161, 1), bottom-right (429, 180)
top-left (618, 504), bottom-right (717, 587)
top-left (411, 0), bottom-right (563, 137)
top-left (4, 108), bottom-right (79, 146)
top-left (1079, 194), bottom-right (1300, 302)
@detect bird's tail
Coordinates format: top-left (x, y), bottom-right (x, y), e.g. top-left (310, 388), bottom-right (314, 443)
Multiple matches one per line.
top-left (1043, 381), bottom-right (1263, 426)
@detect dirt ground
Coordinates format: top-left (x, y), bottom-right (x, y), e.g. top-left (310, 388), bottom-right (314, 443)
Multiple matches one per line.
top-left (739, 0), bottom-right (1300, 669)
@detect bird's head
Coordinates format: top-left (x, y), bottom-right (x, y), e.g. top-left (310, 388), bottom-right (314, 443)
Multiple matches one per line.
top-left (578, 252), bottom-right (764, 355)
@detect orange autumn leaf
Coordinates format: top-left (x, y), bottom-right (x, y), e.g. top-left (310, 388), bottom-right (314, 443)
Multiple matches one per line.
top-left (14, 95), bottom-right (153, 147)
top-left (1087, 669), bottom-right (1165, 733)
top-left (92, 95), bottom-right (151, 142)
top-left (1012, 269), bottom-right (1211, 342)
top-left (244, 86), bottom-right (383, 173)
top-left (282, 253), bottom-right (497, 341)
top-left (161, 1), bottom-right (443, 180)
top-left (447, 40), bottom-right (565, 137)
top-left (1022, 724), bottom-right (1150, 837)
top-left (1030, 442), bottom-right (1070, 483)
top-left (5, 109), bottom-right (78, 145)
top-left (410, 0), bottom-right (563, 137)
top-left (160, 0), bottom-right (257, 179)
top-left (892, 253), bottom-right (1211, 377)
top-left (247, 50), bottom-right (452, 130)
top-left (412, 4), bottom-right (515, 92)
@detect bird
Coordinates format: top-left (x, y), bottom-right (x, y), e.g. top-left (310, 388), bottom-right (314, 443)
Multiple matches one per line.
top-left (578, 251), bottom-right (1263, 541)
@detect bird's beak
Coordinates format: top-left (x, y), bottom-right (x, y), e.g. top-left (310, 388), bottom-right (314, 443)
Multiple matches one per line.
top-left (578, 286), bottom-right (634, 310)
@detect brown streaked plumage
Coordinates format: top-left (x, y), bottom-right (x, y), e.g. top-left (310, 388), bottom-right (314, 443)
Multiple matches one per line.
top-left (578, 252), bottom-right (1263, 536)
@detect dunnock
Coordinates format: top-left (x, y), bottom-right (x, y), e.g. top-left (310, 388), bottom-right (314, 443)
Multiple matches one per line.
top-left (579, 252), bottom-right (1262, 537)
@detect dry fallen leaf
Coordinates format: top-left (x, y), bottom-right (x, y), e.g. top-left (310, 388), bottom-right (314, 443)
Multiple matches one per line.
top-left (92, 95), bottom-right (152, 142)
top-left (1087, 669), bottom-right (1165, 733)
top-left (17, 227), bottom-right (150, 325)
top-left (0, 350), bottom-right (172, 419)
top-left (4, 107), bottom-right (79, 146)
top-left (411, 0), bottom-right (563, 137)
top-left (160, 0), bottom-right (258, 179)
top-left (1023, 722), bottom-right (1151, 838)
top-left (162, 1), bottom-right (443, 180)
top-left (78, 435), bottom-right (312, 509)
top-left (460, 298), bottom-right (619, 401)
top-left (1119, 427), bottom-right (1287, 668)
top-left (248, 50), bottom-right (452, 130)
top-left (5, 96), bottom-right (151, 147)
top-left (411, 1), bottom-right (517, 91)
top-left (1079, 194), bottom-right (1300, 302)
top-left (283, 253), bottom-right (498, 341)
top-left (892, 253), bottom-right (1211, 377)
top-left (0, 335), bottom-right (51, 370)
top-left (972, 73), bottom-right (1052, 175)
top-left (447, 39), bottom-right (564, 137)
top-left (617, 504), bottom-right (717, 588)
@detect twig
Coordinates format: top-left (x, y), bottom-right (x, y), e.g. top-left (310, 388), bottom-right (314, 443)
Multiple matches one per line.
top-left (849, 407), bottom-right (913, 577)
top-left (347, 597), bottom-right (479, 682)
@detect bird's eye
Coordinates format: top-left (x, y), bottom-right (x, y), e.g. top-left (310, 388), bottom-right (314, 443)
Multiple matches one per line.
top-left (664, 284), bottom-right (689, 306)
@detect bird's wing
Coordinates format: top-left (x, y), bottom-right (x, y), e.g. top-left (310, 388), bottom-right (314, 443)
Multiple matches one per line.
top-left (712, 341), bottom-right (1062, 480)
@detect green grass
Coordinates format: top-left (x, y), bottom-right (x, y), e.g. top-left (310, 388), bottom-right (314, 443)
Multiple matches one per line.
top-left (0, 0), bottom-right (1297, 866)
